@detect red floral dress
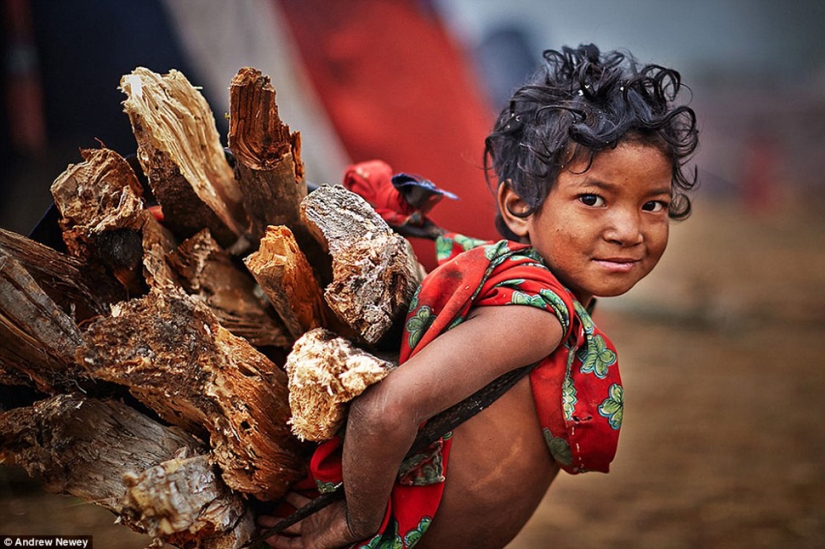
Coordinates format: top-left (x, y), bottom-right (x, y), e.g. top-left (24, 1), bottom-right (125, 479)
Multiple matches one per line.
top-left (309, 236), bottom-right (623, 548)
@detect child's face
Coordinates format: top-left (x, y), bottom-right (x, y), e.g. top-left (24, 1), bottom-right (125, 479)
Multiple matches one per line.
top-left (500, 141), bottom-right (672, 305)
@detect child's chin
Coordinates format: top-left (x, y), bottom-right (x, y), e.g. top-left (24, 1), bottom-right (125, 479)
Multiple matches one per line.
top-left (593, 285), bottom-right (637, 298)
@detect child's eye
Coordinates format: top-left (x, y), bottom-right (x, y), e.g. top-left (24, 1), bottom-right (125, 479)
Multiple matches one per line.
top-left (578, 194), bottom-right (605, 207)
top-left (642, 200), bottom-right (669, 212)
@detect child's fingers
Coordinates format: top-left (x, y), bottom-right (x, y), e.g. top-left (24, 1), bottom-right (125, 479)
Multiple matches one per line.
top-left (279, 492), bottom-right (313, 535)
top-left (263, 533), bottom-right (304, 549)
top-left (257, 514), bottom-right (279, 528)
top-left (283, 491), bottom-right (313, 508)
top-left (257, 492), bottom-right (315, 537)
top-left (256, 491), bottom-right (313, 527)
top-left (280, 521), bottom-right (303, 536)
top-left (256, 517), bottom-right (304, 547)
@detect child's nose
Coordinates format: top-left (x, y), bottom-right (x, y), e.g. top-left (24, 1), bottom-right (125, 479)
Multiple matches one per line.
top-left (604, 208), bottom-right (643, 245)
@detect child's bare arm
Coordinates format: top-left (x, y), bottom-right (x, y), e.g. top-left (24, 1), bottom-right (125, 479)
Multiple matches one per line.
top-left (343, 303), bottom-right (564, 539)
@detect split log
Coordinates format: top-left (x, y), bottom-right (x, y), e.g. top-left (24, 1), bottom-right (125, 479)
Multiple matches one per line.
top-left (0, 228), bottom-right (125, 323)
top-left (228, 67), bottom-right (305, 243)
top-left (50, 147), bottom-right (147, 294)
top-left (244, 225), bottom-right (326, 341)
top-left (140, 212), bottom-right (181, 290)
top-left (300, 184), bottom-right (422, 345)
top-left (168, 229), bottom-right (291, 348)
top-left (285, 328), bottom-right (395, 441)
top-left (0, 394), bottom-right (201, 511)
top-left (227, 67), bottom-right (329, 278)
top-left (0, 250), bottom-right (88, 393)
top-left (0, 394), bottom-right (253, 548)
top-left (49, 145), bottom-right (184, 295)
top-left (79, 286), bottom-right (305, 500)
top-left (121, 67), bottom-right (248, 249)
top-left (121, 454), bottom-right (255, 549)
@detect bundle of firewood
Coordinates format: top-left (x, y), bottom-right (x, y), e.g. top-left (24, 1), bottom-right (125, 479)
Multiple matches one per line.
top-left (0, 67), bottom-right (423, 548)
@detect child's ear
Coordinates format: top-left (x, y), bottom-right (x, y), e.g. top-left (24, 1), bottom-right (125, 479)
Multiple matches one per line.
top-left (497, 180), bottom-right (531, 239)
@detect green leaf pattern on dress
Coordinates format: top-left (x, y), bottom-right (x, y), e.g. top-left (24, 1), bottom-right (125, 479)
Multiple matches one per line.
top-left (361, 518), bottom-right (401, 549)
top-left (561, 366), bottom-right (577, 421)
top-left (408, 289), bottom-right (420, 313)
top-left (508, 287), bottom-right (570, 334)
top-left (315, 480), bottom-right (339, 494)
top-left (435, 236), bottom-right (453, 263)
top-left (573, 302), bottom-right (616, 379)
top-left (406, 306), bottom-right (435, 351)
top-left (511, 290), bottom-right (548, 309)
top-left (599, 383), bottom-right (623, 430)
top-left (403, 517), bottom-right (433, 547)
top-left (398, 444), bottom-right (445, 486)
top-left (577, 333), bottom-right (617, 379)
top-left (435, 233), bottom-right (490, 263)
top-left (484, 240), bottom-right (512, 261)
top-left (361, 516), bottom-right (432, 549)
top-left (540, 289), bottom-right (570, 333)
top-left (543, 427), bottom-right (573, 466)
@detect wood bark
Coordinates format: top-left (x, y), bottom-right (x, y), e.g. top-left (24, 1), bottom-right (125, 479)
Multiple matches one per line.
top-left (78, 286), bottom-right (305, 501)
top-left (300, 184), bottom-right (422, 345)
top-left (228, 67), bottom-right (306, 242)
top-left (121, 67), bottom-right (248, 249)
top-left (50, 147), bottom-right (147, 294)
top-left (168, 228), bottom-right (291, 348)
top-left (0, 250), bottom-right (88, 393)
top-left (139, 212), bottom-right (181, 290)
top-left (0, 394), bottom-right (253, 548)
top-left (244, 225), bottom-right (326, 341)
top-left (121, 454), bottom-right (255, 549)
top-left (0, 228), bottom-right (125, 323)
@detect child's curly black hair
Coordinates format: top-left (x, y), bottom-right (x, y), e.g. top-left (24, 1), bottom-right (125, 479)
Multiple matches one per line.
top-left (484, 44), bottom-right (699, 240)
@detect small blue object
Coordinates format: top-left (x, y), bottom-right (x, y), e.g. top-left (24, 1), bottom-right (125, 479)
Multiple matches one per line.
top-left (391, 173), bottom-right (459, 210)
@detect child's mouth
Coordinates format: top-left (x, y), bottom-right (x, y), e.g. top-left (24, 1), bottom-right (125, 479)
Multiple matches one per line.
top-left (593, 258), bottom-right (640, 273)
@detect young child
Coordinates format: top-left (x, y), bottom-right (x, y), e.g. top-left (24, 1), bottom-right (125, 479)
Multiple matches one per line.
top-left (261, 43), bottom-right (699, 549)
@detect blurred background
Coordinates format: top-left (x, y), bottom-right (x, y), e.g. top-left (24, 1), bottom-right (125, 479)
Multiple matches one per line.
top-left (2, 0), bottom-right (824, 547)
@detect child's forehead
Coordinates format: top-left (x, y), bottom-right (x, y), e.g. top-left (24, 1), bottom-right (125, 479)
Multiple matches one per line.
top-left (565, 138), bottom-right (672, 171)
top-left (560, 142), bottom-right (673, 188)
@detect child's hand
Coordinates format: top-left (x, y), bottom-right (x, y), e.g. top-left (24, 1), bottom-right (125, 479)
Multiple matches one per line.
top-left (258, 492), bottom-right (359, 549)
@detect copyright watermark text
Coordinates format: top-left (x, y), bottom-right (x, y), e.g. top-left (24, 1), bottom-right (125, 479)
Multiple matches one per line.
top-left (1, 536), bottom-right (92, 548)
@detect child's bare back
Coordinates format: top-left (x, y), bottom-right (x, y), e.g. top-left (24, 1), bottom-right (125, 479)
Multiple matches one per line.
top-left (416, 377), bottom-right (559, 549)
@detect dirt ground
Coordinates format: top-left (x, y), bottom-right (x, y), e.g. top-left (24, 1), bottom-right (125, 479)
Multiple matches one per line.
top-left (2, 197), bottom-right (824, 548)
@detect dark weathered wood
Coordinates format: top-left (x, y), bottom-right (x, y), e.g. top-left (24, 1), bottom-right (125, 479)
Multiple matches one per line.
top-left (79, 286), bottom-right (305, 500)
top-left (0, 228), bottom-right (125, 322)
top-left (139, 212), bottom-right (181, 290)
top-left (300, 185), bottom-right (422, 345)
top-left (285, 328), bottom-right (394, 442)
top-left (121, 67), bottom-right (248, 249)
top-left (50, 147), bottom-right (147, 294)
top-left (168, 229), bottom-right (291, 348)
top-left (0, 394), bottom-right (201, 509)
top-left (0, 250), bottom-right (88, 393)
top-left (0, 394), bottom-right (253, 548)
top-left (244, 226), bottom-right (327, 341)
top-left (121, 454), bottom-right (255, 548)
top-left (228, 67), bottom-right (306, 243)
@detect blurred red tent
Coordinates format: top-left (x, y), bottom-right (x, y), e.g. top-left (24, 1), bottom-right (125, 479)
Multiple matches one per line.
top-left (276, 0), bottom-right (498, 269)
